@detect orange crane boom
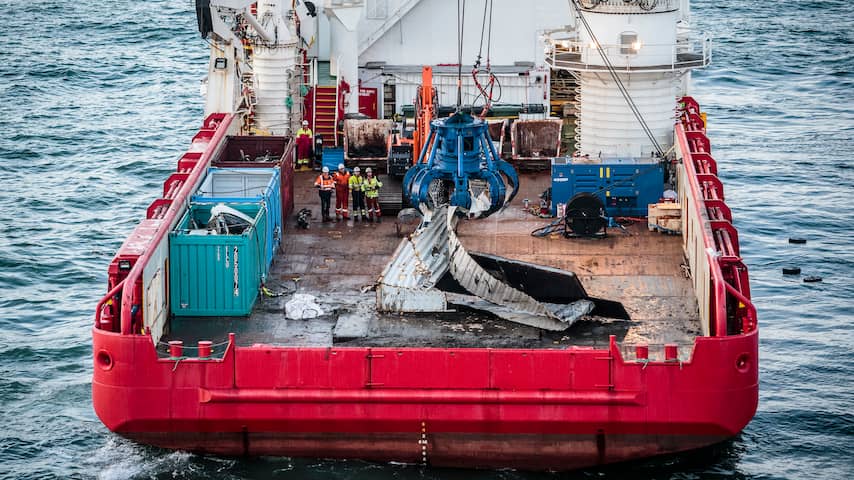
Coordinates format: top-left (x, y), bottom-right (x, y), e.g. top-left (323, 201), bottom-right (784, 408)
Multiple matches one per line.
top-left (412, 66), bottom-right (436, 165)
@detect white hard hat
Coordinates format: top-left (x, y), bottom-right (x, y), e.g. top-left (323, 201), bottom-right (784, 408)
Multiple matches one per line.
top-left (353, 166), bottom-right (361, 173)
top-left (338, 163), bottom-right (345, 170)
top-left (365, 167), bottom-right (372, 174)
top-left (302, 120), bottom-right (309, 126)
top-left (322, 166), bottom-right (329, 173)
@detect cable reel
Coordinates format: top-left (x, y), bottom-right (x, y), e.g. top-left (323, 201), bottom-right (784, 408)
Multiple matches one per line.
top-left (563, 193), bottom-right (607, 238)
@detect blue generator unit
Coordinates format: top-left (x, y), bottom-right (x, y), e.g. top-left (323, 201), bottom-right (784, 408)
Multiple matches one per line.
top-left (551, 157), bottom-right (664, 217)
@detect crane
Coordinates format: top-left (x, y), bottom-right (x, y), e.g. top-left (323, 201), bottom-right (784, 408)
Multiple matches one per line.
top-left (412, 66), bottom-right (437, 166)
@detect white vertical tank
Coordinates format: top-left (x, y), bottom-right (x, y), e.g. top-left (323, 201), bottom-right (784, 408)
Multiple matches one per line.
top-left (252, 1), bottom-right (299, 135)
top-left (546, 0), bottom-right (710, 160)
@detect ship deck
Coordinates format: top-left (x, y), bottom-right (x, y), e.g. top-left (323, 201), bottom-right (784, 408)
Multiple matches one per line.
top-left (163, 171), bottom-right (701, 351)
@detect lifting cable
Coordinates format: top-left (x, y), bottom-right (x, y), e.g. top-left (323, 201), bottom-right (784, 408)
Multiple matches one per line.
top-left (570, 0), bottom-right (666, 158)
top-left (473, 0), bottom-right (501, 114)
top-left (475, 0), bottom-right (493, 69)
top-left (456, 0), bottom-right (467, 110)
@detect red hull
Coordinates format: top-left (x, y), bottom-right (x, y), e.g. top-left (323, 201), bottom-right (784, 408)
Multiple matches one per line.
top-left (93, 327), bottom-right (757, 470)
top-left (122, 431), bottom-right (730, 470)
top-left (92, 99), bottom-right (758, 471)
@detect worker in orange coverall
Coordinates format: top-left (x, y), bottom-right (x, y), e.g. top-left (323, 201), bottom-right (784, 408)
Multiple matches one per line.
top-left (295, 120), bottom-right (313, 171)
top-left (332, 163), bottom-right (350, 221)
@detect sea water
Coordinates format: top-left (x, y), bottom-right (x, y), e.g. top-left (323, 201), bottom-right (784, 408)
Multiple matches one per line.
top-left (0, 0), bottom-right (851, 478)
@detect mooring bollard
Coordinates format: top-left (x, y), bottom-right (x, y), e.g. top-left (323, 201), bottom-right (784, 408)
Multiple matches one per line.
top-left (664, 344), bottom-right (678, 362)
top-left (198, 340), bottom-right (213, 359)
top-left (168, 341), bottom-right (184, 359)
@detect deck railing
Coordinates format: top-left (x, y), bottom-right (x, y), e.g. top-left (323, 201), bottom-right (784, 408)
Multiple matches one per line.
top-left (575, 0), bottom-right (679, 14)
top-left (94, 113), bottom-right (234, 340)
top-left (678, 142), bottom-right (719, 336)
top-left (676, 97), bottom-right (757, 337)
top-left (545, 31), bottom-right (711, 73)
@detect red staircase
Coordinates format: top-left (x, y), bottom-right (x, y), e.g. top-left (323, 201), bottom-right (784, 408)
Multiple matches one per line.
top-left (305, 86), bottom-right (338, 147)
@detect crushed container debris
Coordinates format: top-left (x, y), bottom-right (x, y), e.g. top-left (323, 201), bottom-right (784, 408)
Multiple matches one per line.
top-left (377, 206), bottom-right (596, 331)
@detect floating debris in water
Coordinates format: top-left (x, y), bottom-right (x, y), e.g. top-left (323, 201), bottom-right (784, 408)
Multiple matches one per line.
top-left (782, 267), bottom-right (801, 275)
top-left (788, 238), bottom-right (807, 244)
top-left (803, 275), bottom-right (823, 283)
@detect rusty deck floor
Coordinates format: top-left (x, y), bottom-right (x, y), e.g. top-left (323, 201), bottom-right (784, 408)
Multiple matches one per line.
top-left (164, 171), bottom-right (701, 352)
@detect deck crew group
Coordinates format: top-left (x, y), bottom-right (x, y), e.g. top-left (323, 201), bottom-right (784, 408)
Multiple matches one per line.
top-left (314, 163), bottom-right (383, 223)
top-left (299, 119), bottom-right (383, 223)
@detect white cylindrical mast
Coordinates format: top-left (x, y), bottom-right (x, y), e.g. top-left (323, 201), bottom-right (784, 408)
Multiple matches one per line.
top-left (546, 0), bottom-right (710, 160)
top-left (252, 1), bottom-right (299, 135)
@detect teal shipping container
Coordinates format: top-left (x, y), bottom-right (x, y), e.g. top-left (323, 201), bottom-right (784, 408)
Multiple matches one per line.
top-left (191, 167), bottom-right (281, 271)
top-left (169, 203), bottom-right (267, 317)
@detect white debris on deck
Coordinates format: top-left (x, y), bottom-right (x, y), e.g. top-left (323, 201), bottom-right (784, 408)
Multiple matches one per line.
top-left (285, 293), bottom-right (324, 319)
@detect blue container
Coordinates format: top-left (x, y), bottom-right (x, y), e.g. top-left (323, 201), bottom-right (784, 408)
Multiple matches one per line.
top-left (551, 157), bottom-right (664, 217)
top-left (322, 147), bottom-right (345, 173)
top-left (169, 203), bottom-right (267, 317)
top-left (191, 167), bottom-right (281, 271)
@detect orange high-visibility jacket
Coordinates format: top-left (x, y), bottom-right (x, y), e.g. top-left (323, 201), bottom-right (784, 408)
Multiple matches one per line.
top-left (315, 174), bottom-right (334, 191)
top-left (333, 171), bottom-right (350, 190)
